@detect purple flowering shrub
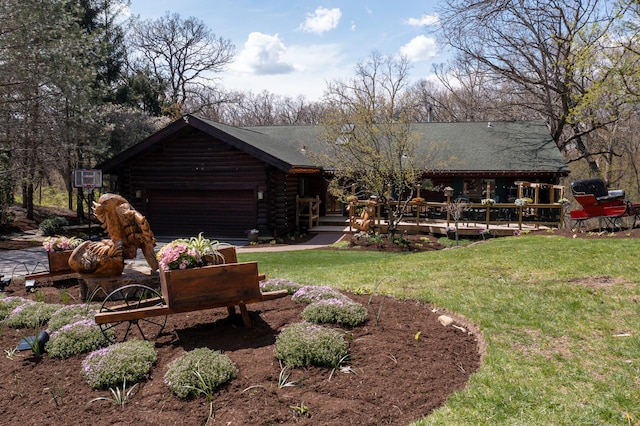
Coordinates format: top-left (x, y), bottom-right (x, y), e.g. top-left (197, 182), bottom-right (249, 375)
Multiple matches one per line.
top-left (48, 304), bottom-right (98, 332)
top-left (164, 348), bottom-right (238, 399)
top-left (301, 298), bottom-right (368, 327)
top-left (274, 322), bottom-right (348, 368)
top-left (0, 296), bottom-right (31, 320)
top-left (82, 340), bottom-right (157, 389)
top-left (46, 319), bottom-right (113, 358)
top-left (259, 278), bottom-right (302, 294)
top-left (4, 301), bottom-right (64, 328)
top-left (291, 285), bottom-right (349, 304)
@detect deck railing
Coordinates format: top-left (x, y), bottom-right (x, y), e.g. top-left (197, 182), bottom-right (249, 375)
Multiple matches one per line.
top-left (348, 200), bottom-right (567, 232)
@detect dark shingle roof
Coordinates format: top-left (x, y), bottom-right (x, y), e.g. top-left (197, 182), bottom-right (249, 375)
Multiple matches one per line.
top-left (412, 121), bottom-right (568, 173)
top-left (98, 115), bottom-right (568, 175)
top-left (247, 120), bottom-right (568, 174)
top-left (196, 117), bottom-right (316, 169)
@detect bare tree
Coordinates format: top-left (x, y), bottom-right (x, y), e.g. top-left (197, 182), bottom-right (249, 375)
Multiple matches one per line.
top-left (131, 12), bottom-right (235, 116)
top-left (437, 0), bottom-right (630, 178)
top-left (318, 52), bottom-right (441, 236)
top-left (194, 88), bottom-right (325, 127)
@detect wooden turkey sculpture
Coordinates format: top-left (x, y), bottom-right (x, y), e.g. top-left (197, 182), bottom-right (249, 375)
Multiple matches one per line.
top-left (68, 193), bottom-right (158, 277)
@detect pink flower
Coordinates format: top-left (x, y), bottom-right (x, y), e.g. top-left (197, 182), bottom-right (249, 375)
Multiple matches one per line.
top-left (42, 236), bottom-right (82, 252)
top-left (157, 241), bottom-right (205, 271)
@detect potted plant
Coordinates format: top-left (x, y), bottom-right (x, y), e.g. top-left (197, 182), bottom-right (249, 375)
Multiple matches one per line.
top-left (156, 234), bottom-right (235, 308)
top-left (156, 233), bottom-right (230, 272)
top-left (481, 198), bottom-right (496, 206)
top-left (42, 236), bottom-right (83, 273)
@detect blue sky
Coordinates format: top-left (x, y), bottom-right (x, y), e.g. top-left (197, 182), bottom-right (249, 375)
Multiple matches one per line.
top-left (127, 1), bottom-right (445, 100)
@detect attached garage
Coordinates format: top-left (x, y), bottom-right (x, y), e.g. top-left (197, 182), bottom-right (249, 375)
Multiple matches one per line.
top-left (96, 115), bottom-right (321, 239)
top-left (145, 189), bottom-right (255, 238)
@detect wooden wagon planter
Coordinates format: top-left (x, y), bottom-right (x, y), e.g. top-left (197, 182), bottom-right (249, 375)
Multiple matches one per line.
top-left (94, 247), bottom-right (287, 343)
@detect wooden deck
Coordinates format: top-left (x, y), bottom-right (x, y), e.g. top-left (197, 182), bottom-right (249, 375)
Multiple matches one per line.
top-left (313, 201), bottom-right (569, 237)
top-left (315, 216), bottom-right (559, 237)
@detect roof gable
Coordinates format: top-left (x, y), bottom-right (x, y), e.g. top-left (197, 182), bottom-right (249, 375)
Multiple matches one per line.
top-left (97, 114), bottom-right (316, 173)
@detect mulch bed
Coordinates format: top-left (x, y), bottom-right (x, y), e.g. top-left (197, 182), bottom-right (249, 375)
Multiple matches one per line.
top-left (0, 280), bottom-right (482, 426)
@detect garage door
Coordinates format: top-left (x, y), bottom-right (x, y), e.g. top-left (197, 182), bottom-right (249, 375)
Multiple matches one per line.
top-left (145, 189), bottom-right (255, 239)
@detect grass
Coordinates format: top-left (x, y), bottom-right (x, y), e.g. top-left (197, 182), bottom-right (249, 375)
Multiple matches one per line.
top-left (15, 186), bottom-right (70, 209)
top-left (238, 235), bottom-right (640, 425)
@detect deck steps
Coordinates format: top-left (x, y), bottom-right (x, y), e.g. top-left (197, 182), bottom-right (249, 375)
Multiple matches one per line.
top-left (312, 216), bottom-right (351, 233)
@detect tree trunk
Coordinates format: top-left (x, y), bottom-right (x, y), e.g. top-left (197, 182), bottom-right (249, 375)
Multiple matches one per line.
top-left (21, 182), bottom-right (27, 209)
top-left (25, 183), bottom-right (34, 221)
top-left (76, 188), bottom-right (85, 223)
top-left (571, 126), bottom-right (601, 177)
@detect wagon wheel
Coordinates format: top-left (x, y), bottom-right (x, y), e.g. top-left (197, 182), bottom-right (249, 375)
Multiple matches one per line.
top-left (98, 284), bottom-right (167, 344)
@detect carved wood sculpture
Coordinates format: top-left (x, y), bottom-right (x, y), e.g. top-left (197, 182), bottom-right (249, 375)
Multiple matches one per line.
top-left (357, 200), bottom-right (376, 232)
top-left (69, 193), bottom-right (158, 277)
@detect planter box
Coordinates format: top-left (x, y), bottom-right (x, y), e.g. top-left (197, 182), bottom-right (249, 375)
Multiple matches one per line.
top-left (47, 250), bottom-right (73, 273)
top-left (159, 261), bottom-right (263, 311)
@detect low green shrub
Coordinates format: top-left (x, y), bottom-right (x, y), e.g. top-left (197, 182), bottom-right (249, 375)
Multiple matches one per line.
top-left (274, 322), bottom-right (349, 368)
top-left (3, 301), bottom-right (63, 328)
top-left (48, 304), bottom-right (97, 332)
top-left (259, 278), bottom-right (302, 294)
top-left (164, 348), bottom-right (238, 399)
top-left (46, 319), bottom-right (113, 358)
top-left (291, 285), bottom-right (348, 304)
top-left (0, 296), bottom-right (31, 320)
top-left (39, 216), bottom-right (69, 236)
top-left (82, 340), bottom-right (157, 389)
top-left (301, 298), bottom-right (368, 326)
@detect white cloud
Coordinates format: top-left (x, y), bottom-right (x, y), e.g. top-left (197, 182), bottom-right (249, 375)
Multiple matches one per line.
top-left (298, 7), bottom-right (342, 34)
top-left (222, 43), bottom-right (348, 100)
top-left (400, 35), bottom-right (438, 62)
top-left (231, 32), bottom-right (297, 75)
top-left (406, 14), bottom-right (440, 27)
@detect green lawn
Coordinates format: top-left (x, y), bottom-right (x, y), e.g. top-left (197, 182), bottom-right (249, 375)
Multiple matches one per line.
top-left (238, 235), bottom-right (640, 425)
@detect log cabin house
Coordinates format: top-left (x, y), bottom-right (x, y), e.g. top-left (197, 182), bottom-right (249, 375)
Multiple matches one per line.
top-left (96, 114), bottom-right (569, 238)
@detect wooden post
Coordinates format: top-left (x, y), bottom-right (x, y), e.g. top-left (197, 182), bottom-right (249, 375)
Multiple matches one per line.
top-left (485, 204), bottom-right (490, 227)
top-left (518, 206), bottom-right (523, 230)
top-left (444, 187), bottom-right (454, 227)
top-left (349, 203), bottom-right (354, 232)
